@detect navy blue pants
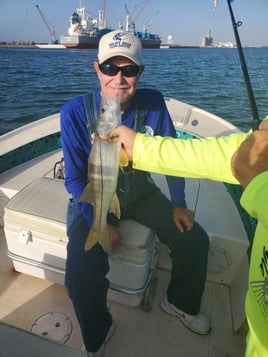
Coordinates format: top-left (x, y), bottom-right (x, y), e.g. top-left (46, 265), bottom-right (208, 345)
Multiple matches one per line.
top-left (65, 189), bottom-right (209, 352)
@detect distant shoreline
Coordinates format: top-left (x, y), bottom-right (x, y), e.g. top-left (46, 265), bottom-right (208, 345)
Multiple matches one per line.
top-left (0, 44), bottom-right (37, 48)
top-left (1, 43), bottom-right (267, 49)
top-left (0, 43), bottom-right (65, 49)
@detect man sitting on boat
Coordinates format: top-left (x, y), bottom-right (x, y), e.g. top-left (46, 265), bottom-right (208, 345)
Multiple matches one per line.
top-left (60, 30), bottom-right (211, 357)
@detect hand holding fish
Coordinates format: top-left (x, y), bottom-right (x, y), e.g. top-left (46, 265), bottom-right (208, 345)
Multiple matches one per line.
top-left (105, 125), bottom-right (137, 160)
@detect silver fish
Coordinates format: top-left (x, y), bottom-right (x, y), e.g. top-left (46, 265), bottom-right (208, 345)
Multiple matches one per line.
top-left (79, 94), bottom-right (128, 252)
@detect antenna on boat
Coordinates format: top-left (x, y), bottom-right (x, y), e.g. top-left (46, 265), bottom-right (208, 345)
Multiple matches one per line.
top-left (225, 0), bottom-right (261, 130)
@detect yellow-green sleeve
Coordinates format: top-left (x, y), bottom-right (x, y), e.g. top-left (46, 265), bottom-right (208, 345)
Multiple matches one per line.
top-left (240, 171), bottom-right (268, 229)
top-left (242, 171), bottom-right (268, 356)
top-left (133, 131), bottom-right (249, 184)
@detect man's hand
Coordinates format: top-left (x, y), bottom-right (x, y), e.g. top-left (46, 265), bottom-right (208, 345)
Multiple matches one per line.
top-left (173, 207), bottom-right (195, 233)
top-left (108, 225), bottom-right (121, 250)
top-left (231, 129), bottom-right (268, 188)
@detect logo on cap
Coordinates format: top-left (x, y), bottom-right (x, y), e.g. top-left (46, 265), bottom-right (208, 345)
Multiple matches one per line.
top-left (113, 32), bottom-right (125, 41)
top-left (108, 32), bottom-right (131, 49)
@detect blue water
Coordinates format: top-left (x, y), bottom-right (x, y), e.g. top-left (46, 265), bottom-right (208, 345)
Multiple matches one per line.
top-left (0, 47), bottom-right (268, 135)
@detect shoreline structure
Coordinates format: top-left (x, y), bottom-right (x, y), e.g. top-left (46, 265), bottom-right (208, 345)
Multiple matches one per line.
top-left (0, 42), bottom-right (267, 49)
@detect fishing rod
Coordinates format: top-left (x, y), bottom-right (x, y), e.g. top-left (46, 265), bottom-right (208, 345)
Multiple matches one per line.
top-left (226, 0), bottom-right (261, 130)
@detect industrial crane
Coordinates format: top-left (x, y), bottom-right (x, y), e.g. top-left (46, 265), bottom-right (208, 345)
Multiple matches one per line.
top-left (123, 0), bottom-right (150, 33)
top-left (36, 4), bottom-right (58, 44)
top-left (132, 0), bottom-right (150, 23)
top-left (124, 4), bottom-right (137, 32)
top-left (144, 10), bottom-right (160, 33)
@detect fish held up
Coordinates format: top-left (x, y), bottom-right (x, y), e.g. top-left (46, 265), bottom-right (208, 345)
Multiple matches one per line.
top-left (79, 94), bottom-right (128, 252)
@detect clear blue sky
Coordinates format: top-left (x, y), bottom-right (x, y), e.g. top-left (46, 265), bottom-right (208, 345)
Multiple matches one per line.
top-left (1, 0), bottom-right (267, 46)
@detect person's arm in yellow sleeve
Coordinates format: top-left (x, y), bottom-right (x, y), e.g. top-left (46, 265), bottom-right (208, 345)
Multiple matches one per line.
top-left (109, 126), bottom-right (247, 183)
top-left (108, 116), bottom-right (268, 184)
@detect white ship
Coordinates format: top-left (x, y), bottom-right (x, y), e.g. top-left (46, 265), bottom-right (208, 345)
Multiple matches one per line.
top-left (60, 3), bottom-right (161, 50)
top-left (60, 5), bottom-right (112, 49)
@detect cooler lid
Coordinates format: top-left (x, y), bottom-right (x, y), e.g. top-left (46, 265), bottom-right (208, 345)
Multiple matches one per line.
top-left (5, 177), bottom-right (70, 224)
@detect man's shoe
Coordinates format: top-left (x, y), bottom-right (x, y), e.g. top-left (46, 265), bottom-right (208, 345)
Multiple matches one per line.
top-left (83, 320), bottom-right (116, 357)
top-left (161, 295), bottom-right (211, 335)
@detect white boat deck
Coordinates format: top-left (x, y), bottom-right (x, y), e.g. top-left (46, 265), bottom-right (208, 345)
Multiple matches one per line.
top-left (0, 224), bottom-right (247, 356)
top-left (0, 153), bottom-right (248, 356)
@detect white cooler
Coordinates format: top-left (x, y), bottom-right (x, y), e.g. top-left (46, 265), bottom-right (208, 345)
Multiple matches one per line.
top-left (4, 177), bottom-right (159, 307)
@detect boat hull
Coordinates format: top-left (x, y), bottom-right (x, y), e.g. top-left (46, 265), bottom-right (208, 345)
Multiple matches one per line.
top-left (60, 34), bottom-right (161, 49)
top-left (36, 44), bottom-right (66, 49)
top-left (60, 34), bottom-right (100, 49)
top-left (140, 39), bottom-right (161, 49)
top-left (136, 32), bottom-right (161, 49)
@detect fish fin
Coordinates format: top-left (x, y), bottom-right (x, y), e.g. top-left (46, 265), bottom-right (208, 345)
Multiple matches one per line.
top-left (110, 194), bottom-right (121, 219)
top-left (118, 147), bottom-right (129, 168)
top-left (79, 183), bottom-right (93, 205)
top-left (84, 229), bottom-right (99, 251)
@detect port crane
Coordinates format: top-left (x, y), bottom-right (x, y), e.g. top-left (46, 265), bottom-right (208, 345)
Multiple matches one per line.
top-left (144, 10), bottom-right (159, 33)
top-left (36, 4), bottom-right (58, 44)
top-left (122, 0), bottom-right (150, 33)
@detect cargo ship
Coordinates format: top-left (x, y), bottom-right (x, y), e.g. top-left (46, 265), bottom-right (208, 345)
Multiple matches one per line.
top-left (60, 6), bottom-right (112, 49)
top-left (60, 4), bottom-right (161, 49)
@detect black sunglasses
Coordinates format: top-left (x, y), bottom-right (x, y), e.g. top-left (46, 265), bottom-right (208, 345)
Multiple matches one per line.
top-left (98, 63), bottom-right (141, 77)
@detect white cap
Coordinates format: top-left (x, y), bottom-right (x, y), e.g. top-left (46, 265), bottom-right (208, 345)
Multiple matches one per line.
top-left (98, 30), bottom-right (142, 66)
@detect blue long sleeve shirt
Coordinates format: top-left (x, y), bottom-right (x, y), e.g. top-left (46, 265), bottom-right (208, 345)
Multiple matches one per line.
top-left (60, 88), bottom-right (186, 227)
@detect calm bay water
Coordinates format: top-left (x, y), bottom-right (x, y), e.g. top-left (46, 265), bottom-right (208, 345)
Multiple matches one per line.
top-left (0, 47), bottom-right (267, 135)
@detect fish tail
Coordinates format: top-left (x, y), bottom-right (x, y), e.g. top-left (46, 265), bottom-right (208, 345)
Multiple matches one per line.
top-left (84, 226), bottom-right (112, 252)
top-left (84, 229), bottom-right (99, 251)
top-left (100, 225), bottom-right (112, 252)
